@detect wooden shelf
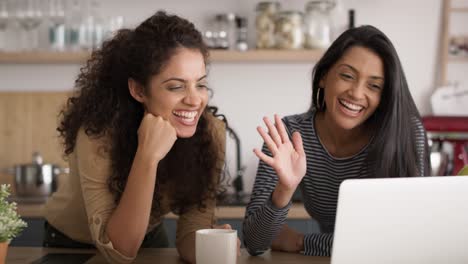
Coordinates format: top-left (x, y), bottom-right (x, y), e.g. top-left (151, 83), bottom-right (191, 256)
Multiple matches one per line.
top-left (448, 55), bottom-right (468, 62)
top-left (209, 49), bottom-right (325, 63)
top-left (450, 7), bottom-right (468, 12)
top-left (0, 49), bottom-right (325, 64)
top-left (0, 51), bottom-right (89, 64)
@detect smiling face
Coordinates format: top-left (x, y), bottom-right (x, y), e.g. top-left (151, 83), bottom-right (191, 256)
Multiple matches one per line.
top-left (320, 46), bottom-right (384, 131)
top-left (130, 47), bottom-right (209, 138)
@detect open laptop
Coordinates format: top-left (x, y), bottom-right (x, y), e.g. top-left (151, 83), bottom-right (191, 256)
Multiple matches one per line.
top-left (331, 176), bottom-right (468, 264)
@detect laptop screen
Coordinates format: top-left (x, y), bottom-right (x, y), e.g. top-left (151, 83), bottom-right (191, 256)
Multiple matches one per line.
top-left (331, 176), bottom-right (468, 264)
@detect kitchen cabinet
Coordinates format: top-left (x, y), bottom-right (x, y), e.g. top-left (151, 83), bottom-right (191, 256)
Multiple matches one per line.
top-left (0, 49), bottom-right (324, 64)
top-left (12, 203), bottom-right (313, 247)
top-left (12, 217), bottom-right (320, 248)
top-left (10, 218), bottom-right (45, 247)
top-left (0, 92), bottom-right (70, 193)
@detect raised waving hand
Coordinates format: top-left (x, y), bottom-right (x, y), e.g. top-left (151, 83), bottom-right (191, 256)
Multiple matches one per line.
top-left (253, 114), bottom-right (306, 207)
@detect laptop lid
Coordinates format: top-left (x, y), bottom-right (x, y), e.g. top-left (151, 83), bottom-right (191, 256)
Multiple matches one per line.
top-left (331, 176), bottom-right (468, 264)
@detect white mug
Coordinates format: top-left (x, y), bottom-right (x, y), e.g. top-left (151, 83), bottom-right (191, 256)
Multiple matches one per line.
top-left (196, 229), bottom-right (237, 264)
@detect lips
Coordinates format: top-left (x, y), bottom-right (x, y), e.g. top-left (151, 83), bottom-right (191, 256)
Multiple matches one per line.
top-left (338, 99), bottom-right (365, 117)
top-left (172, 110), bottom-right (198, 125)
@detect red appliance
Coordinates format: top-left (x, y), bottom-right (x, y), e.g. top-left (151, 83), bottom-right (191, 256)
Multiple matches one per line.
top-left (422, 116), bottom-right (468, 175)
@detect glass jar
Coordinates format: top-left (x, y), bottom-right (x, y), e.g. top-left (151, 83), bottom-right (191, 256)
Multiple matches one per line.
top-left (235, 16), bottom-right (248, 51)
top-left (46, 0), bottom-right (66, 52)
top-left (65, 0), bottom-right (84, 51)
top-left (304, 0), bottom-right (334, 49)
top-left (255, 2), bottom-right (280, 49)
top-left (274, 11), bottom-right (304, 50)
top-left (213, 13), bottom-right (236, 49)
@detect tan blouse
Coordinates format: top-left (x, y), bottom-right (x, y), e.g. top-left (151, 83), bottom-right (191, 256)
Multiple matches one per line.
top-left (44, 115), bottom-right (226, 263)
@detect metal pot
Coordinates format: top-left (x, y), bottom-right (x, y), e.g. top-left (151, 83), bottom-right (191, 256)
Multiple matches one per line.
top-left (2, 152), bottom-right (69, 197)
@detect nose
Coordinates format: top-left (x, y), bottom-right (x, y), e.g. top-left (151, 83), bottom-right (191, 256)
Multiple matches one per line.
top-left (183, 86), bottom-right (203, 106)
top-left (348, 81), bottom-right (366, 100)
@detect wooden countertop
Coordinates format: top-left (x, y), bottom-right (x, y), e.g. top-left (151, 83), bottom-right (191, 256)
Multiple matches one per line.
top-left (17, 202), bottom-right (310, 219)
top-left (6, 247), bottom-right (330, 264)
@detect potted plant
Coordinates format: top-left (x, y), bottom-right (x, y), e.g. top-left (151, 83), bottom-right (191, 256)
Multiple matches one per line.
top-left (0, 184), bottom-right (27, 262)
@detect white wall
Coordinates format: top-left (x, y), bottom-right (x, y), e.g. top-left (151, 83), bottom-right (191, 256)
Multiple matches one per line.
top-left (1, 0), bottom-right (467, 193)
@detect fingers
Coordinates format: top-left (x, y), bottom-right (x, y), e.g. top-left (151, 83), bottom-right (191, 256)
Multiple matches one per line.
top-left (237, 238), bottom-right (241, 256)
top-left (257, 126), bottom-right (278, 155)
top-left (292, 131), bottom-right (305, 156)
top-left (212, 224), bottom-right (232, 230)
top-left (148, 114), bottom-right (176, 131)
top-left (143, 114), bottom-right (177, 140)
top-left (280, 223), bottom-right (291, 232)
top-left (264, 116), bottom-right (282, 146)
top-left (141, 111), bottom-right (152, 122)
top-left (253, 148), bottom-right (274, 167)
top-left (262, 115), bottom-right (290, 145)
top-left (257, 115), bottom-right (287, 155)
top-left (275, 114), bottom-right (290, 144)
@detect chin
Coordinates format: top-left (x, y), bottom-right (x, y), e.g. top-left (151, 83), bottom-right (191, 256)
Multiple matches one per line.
top-left (176, 128), bottom-right (197, 138)
top-left (334, 115), bottom-right (365, 131)
top-left (343, 119), bottom-right (368, 131)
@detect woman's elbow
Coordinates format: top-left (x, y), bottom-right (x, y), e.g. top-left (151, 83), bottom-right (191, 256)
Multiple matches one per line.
top-left (176, 245), bottom-right (195, 264)
top-left (107, 230), bottom-right (144, 258)
top-left (107, 238), bottom-right (139, 258)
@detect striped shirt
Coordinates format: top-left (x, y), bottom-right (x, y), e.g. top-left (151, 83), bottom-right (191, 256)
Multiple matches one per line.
top-left (242, 109), bottom-right (428, 256)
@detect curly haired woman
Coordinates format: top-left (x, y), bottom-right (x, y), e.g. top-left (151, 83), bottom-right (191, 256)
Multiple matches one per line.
top-left (43, 11), bottom-right (232, 263)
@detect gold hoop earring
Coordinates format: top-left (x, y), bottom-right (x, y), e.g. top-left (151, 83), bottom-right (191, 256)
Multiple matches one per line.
top-left (316, 87), bottom-right (325, 110)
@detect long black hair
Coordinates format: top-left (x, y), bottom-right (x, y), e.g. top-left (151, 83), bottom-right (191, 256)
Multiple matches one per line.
top-left (311, 25), bottom-right (430, 178)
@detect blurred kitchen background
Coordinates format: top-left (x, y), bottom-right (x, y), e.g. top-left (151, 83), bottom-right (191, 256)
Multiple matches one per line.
top-left (0, 0), bottom-right (467, 203)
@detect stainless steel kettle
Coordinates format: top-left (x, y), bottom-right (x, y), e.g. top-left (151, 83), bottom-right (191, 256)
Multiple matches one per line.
top-left (2, 152), bottom-right (69, 198)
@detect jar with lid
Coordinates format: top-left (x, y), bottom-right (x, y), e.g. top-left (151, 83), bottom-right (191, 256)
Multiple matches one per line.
top-left (274, 11), bottom-right (304, 50)
top-left (255, 2), bottom-right (280, 49)
top-left (213, 13), bottom-right (236, 49)
top-left (304, 0), bottom-right (334, 49)
top-left (235, 17), bottom-right (248, 51)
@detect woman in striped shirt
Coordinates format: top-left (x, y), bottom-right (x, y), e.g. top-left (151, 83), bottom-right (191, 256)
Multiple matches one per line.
top-left (243, 25), bottom-right (430, 256)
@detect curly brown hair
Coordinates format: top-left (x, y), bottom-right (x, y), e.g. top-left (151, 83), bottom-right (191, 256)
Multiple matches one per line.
top-left (57, 11), bottom-right (226, 214)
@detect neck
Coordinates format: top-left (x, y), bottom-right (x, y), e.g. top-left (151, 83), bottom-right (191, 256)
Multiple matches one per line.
top-left (315, 111), bottom-right (371, 158)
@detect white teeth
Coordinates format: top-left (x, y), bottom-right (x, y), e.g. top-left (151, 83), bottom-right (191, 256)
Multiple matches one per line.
top-left (339, 99), bottom-right (363, 112)
top-left (173, 111), bottom-right (197, 119)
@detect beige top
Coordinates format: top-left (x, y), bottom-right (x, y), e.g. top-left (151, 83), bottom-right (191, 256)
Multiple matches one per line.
top-left (44, 115), bottom-right (226, 263)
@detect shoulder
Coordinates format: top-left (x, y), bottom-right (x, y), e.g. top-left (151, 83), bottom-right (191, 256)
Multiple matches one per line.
top-left (410, 116), bottom-right (426, 139)
top-left (283, 111), bottom-right (314, 126)
top-left (411, 116), bottom-right (424, 130)
top-left (282, 110), bottom-right (315, 135)
top-left (73, 128), bottom-right (113, 183)
top-left (75, 128), bottom-right (111, 160)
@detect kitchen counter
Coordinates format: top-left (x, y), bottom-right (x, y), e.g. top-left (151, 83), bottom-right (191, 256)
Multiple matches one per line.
top-left (6, 247), bottom-right (330, 264)
top-left (17, 202), bottom-right (310, 219)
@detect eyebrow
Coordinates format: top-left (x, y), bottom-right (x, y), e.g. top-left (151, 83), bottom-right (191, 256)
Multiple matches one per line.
top-left (339, 64), bottom-right (384, 80)
top-left (161, 75), bottom-right (207, 84)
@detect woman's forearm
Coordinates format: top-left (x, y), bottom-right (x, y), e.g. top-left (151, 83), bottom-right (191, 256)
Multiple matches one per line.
top-left (272, 183), bottom-right (296, 208)
top-left (177, 233), bottom-right (196, 263)
top-left (106, 148), bottom-right (158, 257)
